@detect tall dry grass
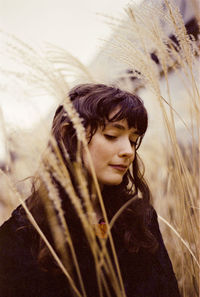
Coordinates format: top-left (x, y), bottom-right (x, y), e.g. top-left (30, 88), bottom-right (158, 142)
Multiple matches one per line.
top-left (100, 1), bottom-right (199, 296)
top-left (0, 0), bottom-right (199, 296)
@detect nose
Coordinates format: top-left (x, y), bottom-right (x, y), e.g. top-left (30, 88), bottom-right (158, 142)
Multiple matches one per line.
top-left (118, 138), bottom-right (135, 159)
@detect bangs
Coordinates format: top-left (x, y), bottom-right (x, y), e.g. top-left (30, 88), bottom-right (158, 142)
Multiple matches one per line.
top-left (105, 95), bottom-right (148, 136)
top-left (71, 84), bottom-right (148, 138)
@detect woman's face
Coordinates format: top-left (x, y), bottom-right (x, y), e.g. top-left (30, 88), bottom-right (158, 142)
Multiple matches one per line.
top-left (83, 116), bottom-right (139, 187)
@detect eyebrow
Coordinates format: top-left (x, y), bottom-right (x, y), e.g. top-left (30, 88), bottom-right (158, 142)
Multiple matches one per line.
top-left (106, 123), bottom-right (139, 135)
top-left (111, 123), bottom-right (126, 130)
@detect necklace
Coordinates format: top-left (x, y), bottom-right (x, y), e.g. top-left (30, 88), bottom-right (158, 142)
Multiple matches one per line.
top-left (95, 218), bottom-right (107, 239)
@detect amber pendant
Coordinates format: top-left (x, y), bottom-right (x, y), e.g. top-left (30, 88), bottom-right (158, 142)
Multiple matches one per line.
top-left (95, 218), bottom-right (107, 239)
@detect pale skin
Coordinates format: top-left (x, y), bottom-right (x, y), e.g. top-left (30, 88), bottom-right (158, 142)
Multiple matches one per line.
top-left (83, 113), bottom-right (139, 222)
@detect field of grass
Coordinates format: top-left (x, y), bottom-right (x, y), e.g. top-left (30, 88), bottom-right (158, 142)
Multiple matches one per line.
top-left (0, 1), bottom-right (199, 296)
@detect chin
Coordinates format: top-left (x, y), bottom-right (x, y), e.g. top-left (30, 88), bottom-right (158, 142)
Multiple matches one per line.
top-left (102, 178), bottom-right (123, 186)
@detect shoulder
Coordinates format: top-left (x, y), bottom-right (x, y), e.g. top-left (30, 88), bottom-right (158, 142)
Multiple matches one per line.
top-left (0, 205), bottom-right (25, 243)
top-left (0, 203), bottom-right (38, 253)
top-left (146, 206), bottom-right (172, 262)
top-left (0, 205), bottom-right (40, 296)
top-left (147, 206), bottom-right (181, 296)
top-left (145, 206), bottom-right (166, 242)
top-left (147, 206), bottom-right (160, 234)
top-left (0, 204), bottom-right (37, 262)
top-left (0, 204), bottom-right (33, 245)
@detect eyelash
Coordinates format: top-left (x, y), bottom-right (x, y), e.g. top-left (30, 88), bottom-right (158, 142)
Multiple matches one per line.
top-left (104, 134), bottom-right (116, 140)
top-left (104, 134), bottom-right (138, 147)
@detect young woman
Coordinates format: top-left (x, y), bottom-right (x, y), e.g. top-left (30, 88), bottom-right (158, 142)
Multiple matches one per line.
top-left (0, 84), bottom-right (180, 297)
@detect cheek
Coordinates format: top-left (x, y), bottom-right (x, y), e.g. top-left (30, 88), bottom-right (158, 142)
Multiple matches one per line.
top-left (89, 144), bottom-right (105, 164)
top-left (88, 134), bottom-right (104, 156)
top-left (90, 138), bottom-right (113, 163)
top-left (83, 136), bottom-right (103, 170)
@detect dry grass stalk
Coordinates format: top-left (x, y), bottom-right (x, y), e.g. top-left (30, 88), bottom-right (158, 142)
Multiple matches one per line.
top-left (49, 135), bottom-right (125, 296)
top-left (0, 168), bottom-right (83, 297)
top-left (45, 43), bottom-right (95, 83)
top-left (0, 0), bottom-right (199, 295)
top-left (101, 1), bottom-right (199, 296)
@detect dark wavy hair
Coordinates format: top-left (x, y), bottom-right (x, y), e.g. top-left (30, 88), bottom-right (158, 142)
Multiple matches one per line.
top-left (28, 83), bottom-right (158, 273)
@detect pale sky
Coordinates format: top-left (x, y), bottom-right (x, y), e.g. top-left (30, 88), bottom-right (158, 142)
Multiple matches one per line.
top-left (0, 0), bottom-right (197, 165)
top-left (0, 0), bottom-right (140, 65)
top-left (0, 0), bottom-right (144, 130)
top-left (0, 0), bottom-right (143, 159)
top-left (0, 0), bottom-right (194, 159)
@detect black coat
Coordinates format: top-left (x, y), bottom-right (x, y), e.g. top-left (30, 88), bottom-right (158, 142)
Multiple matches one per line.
top-left (0, 205), bottom-right (180, 297)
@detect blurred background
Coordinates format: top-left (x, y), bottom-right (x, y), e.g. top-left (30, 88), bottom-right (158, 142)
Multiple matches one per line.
top-left (0, 0), bottom-right (198, 208)
top-left (0, 0), bottom-right (199, 296)
top-left (0, 0), bottom-right (136, 209)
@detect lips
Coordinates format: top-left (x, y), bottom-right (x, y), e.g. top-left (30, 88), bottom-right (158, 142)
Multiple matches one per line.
top-left (109, 164), bottom-right (128, 172)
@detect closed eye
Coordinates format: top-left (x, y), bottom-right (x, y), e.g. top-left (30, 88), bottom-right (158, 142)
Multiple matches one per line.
top-left (104, 134), bottom-right (117, 140)
top-left (104, 134), bottom-right (140, 149)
